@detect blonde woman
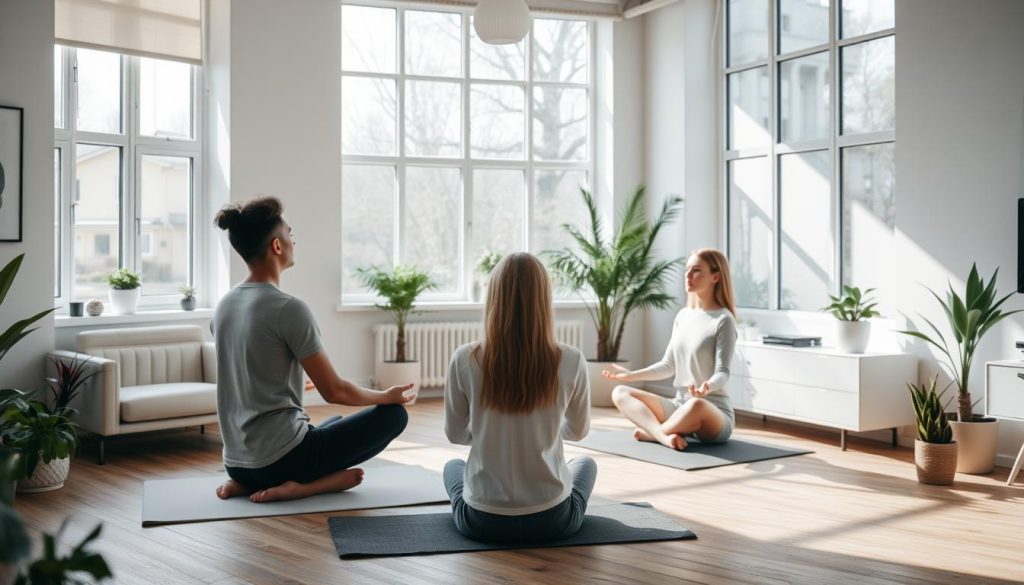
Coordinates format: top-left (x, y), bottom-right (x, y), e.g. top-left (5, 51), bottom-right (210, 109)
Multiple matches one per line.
top-left (444, 253), bottom-right (596, 543)
top-left (604, 248), bottom-right (738, 451)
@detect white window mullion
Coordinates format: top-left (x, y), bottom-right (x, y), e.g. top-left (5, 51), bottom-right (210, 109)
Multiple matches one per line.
top-left (525, 18), bottom-right (535, 253)
top-left (123, 56), bottom-right (137, 276)
top-left (768, 0), bottom-right (779, 310)
top-left (395, 5), bottom-right (406, 269)
top-left (461, 12), bottom-right (472, 300)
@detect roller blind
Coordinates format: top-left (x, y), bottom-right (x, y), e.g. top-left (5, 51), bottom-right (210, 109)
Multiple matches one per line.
top-left (55, 0), bottom-right (202, 64)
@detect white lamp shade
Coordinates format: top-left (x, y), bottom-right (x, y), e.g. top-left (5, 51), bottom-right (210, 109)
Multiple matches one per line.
top-left (474, 0), bottom-right (531, 45)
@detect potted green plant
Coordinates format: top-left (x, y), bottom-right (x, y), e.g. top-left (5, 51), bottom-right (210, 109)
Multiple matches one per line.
top-left (899, 264), bottom-right (1021, 474)
top-left (0, 504), bottom-right (29, 585)
top-left (547, 185), bottom-right (684, 407)
top-left (474, 251), bottom-right (503, 303)
top-left (822, 285), bottom-right (880, 353)
top-left (1, 391), bottom-right (80, 493)
top-left (357, 265), bottom-right (437, 404)
top-left (14, 521), bottom-right (112, 584)
top-left (179, 285), bottom-right (197, 311)
top-left (105, 268), bottom-right (142, 315)
top-left (908, 376), bottom-right (957, 485)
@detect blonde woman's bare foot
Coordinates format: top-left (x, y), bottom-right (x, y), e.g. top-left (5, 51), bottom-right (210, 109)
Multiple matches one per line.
top-left (215, 479), bottom-right (248, 499)
top-left (249, 468), bottom-right (365, 503)
top-left (633, 428), bottom-right (658, 442)
top-left (659, 433), bottom-right (687, 451)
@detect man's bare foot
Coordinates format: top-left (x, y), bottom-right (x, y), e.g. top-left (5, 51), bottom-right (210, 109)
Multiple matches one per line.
top-left (215, 479), bottom-right (249, 500)
top-left (249, 468), bottom-right (365, 503)
top-left (658, 433), bottom-right (687, 451)
top-left (633, 428), bottom-right (658, 442)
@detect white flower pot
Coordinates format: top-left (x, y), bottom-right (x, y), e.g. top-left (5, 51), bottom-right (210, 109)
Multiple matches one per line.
top-left (375, 360), bottom-right (422, 405)
top-left (109, 287), bottom-right (141, 315)
top-left (17, 456), bottom-right (70, 493)
top-left (586, 360), bottom-right (631, 408)
top-left (836, 320), bottom-right (871, 353)
top-left (949, 418), bottom-right (999, 474)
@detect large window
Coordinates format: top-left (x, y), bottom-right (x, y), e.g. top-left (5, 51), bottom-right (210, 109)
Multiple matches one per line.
top-left (54, 46), bottom-right (202, 306)
top-left (341, 4), bottom-right (593, 301)
top-left (725, 0), bottom-right (894, 311)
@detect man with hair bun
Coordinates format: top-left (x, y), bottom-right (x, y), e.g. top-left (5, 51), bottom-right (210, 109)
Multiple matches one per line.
top-left (212, 196), bottom-right (413, 503)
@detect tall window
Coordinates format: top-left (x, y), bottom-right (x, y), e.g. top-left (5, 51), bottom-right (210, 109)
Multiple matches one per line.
top-left (54, 46), bottom-right (202, 307)
top-left (340, 4), bottom-right (593, 301)
top-left (724, 0), bottom-right (894, 311)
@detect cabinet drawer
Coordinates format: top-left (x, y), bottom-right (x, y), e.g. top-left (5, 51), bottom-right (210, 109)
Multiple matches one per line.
top-left (736, 376), bottom-right (796, 415)
top-left (987, 364), bottom-right (1024, 421)
top-left (794, 387), bottom-right (858, 429)
top-left (738, 345), bottom-right (859, 393)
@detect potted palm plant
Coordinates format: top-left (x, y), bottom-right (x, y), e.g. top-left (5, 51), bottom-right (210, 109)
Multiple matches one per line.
top-left (105, 268), bottom-right (142, 315)
top-left (357, 265), bottom-right (436, 404)
top-left (547, 185), bottom-right (684, 407)
top-left (899, 264), bottom-right (1021, 474)
top-left (908, 376), bottom-right (957, 485)
top-left (822, 285), bottom-right (880, 353)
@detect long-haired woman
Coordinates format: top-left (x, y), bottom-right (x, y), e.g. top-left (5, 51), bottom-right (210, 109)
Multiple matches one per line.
top-left (443, 253), bottom-right (596, 543)
top-left (603, 248), bottom-right (738, 451)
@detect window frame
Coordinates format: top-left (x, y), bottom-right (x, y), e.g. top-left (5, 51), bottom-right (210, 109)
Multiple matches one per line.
top-left (54, 45), bottom-right (205, 310)
top-left (340, 1), bottom-right (596, 304)
top-left (722, 0), bottom-right (895, 312)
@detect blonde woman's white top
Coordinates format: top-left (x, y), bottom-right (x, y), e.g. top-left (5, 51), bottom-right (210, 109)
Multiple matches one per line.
top-left (444, 343), bottom-right (590, 516)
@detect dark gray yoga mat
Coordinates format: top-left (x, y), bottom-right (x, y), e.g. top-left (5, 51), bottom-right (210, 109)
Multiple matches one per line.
top-left (573, 429), bottom-right (812, 470)
top-left (328, 502), bottom-right (695, 558)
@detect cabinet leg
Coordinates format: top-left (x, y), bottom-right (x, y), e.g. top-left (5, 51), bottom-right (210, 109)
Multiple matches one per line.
top-left (1008, 441), bottom-right (1024, 486)
top-left (841, 429), bottom-right (847, 451)
top-left (200, 424), bottom-right (206, 435)
top-left (97, 438), bottom-right (106, 466)
top-left (762, 415), bottom-right (767, 424)
top-left (892, 427), bottom-right (898, 447)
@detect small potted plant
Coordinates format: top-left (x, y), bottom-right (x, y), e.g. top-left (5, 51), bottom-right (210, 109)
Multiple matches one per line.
top-left (547, 185), bottom-right (684, 407)
top-left (0, 388), bottom-right (81, 493)
top-left (357, 265), bottom-right (437, 404)
top-left (822, 285), bottom-right (880, 353)
top-left (474, 251), bottom-right (503, 302)
top-left (179, 285), bottom-right (197, 311)
top-left (105, 268), bottom-right (142, 315)
top-left (900, 264), bottom-right (1021, 474)
top-left (908, 376), bottom-right (957, 485)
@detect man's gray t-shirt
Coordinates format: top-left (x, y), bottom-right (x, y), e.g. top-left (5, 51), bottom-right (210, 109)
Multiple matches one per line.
top-left (213, 283), bottom-right (324, 468)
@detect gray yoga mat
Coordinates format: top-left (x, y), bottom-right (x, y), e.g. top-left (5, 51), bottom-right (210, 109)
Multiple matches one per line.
top-left (573, 429), bottom-right (812, 470)
top-left (328, 502), bottom-right (695, 558)
top-left (142, 464), bottom-right (448, 527)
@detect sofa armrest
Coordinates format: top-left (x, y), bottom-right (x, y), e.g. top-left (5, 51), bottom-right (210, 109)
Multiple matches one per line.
top-left (201, 342), bottom-right (217, 384)
top-left (47, 350), bottom-right (119, 437)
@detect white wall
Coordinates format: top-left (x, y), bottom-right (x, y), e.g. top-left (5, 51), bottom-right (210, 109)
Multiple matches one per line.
top-left (0, 0), bottom-right (55, 391)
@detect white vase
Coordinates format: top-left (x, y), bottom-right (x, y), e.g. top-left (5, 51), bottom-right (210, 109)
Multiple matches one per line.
top-left (836, 320), bottom-right (871, 353)
top-left (109, 287), bottom-right (141, 315)
top-left (586, 360), bottom-right (631, 408)
top-left (949, 418), bottom-right (999, 474)
top-left (375, 360), bottom-right (422, 405)
top-left (17, 456), bottom-right (70, 493)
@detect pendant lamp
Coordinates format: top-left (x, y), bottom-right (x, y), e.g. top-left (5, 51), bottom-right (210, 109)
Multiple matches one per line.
top-left (474, 0), bottom-right (531, 45)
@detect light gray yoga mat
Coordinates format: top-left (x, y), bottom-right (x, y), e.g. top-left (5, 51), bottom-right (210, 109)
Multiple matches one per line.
top-left (142, 464), bottom-right (448, 527)
top-left (328, 502), bottom-right (695, 558)
top-left (573, 429), bottom-right (812, 470)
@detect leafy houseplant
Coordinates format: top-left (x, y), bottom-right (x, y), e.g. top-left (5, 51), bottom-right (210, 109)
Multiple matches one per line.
top-left (822, 286), bottom-right (881, 353)
top-left (46, 354), bottom-right (99, 417)
top-left (14, 521), bottom-right (113, 585)
top-left (899, 264), bottom-right (1021, 474)
top-left (473, 251), bottom-right (503, 303)
top-left (0, 393), bottom-right (80, 492)
top-left (105, 268), bottom-right (142, 315)
top-left (179, 285), bottom-right (197, 312)
top-left (1, 254), bottom-right (57, 366)
top-left (908, 376), bottom-right (957, 485)
top-left (547, 186), bottom-right (683, 407)
top-left (357, 266), bottom-right (436, 404)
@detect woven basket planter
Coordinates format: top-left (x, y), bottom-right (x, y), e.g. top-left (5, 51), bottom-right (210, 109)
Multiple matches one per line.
top-left (16, 456), bottom-right (70, 493)
top-left (914, 440), bottom-right (957, 485)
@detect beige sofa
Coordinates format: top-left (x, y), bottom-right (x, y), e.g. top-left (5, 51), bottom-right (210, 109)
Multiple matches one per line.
top-left (47, 325), bottom-right (218, 464)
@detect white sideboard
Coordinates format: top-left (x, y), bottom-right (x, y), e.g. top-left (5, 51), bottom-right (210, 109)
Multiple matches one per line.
top-left (726, 341), bottom-right (917, 450)
top-left (984, 360), bottom-right (1024, 486)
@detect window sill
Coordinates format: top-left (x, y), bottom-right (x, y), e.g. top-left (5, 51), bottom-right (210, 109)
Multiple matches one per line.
top-left (54, 308), bottom-right (213, 328)
top-left (335, 300), bottom-right (595, 313)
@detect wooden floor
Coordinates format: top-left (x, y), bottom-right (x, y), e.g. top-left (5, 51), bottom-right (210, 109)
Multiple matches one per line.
top-left (13, 401), bottom-right (1024, 585)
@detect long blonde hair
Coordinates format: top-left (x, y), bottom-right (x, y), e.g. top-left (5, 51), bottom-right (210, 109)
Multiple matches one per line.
top-left (474, 253), bottom-right (561, 414)
top-left (687, 248), bottom-right (737, 317)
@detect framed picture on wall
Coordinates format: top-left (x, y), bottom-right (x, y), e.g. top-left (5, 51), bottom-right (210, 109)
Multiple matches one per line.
top-left (0, 105), bottom-right (23, 242)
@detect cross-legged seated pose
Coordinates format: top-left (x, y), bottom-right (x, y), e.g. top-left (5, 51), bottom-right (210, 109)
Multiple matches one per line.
top-left (212, 196), bottom-right (412, 503)
top-left (444, 253), bottom-right (596, 544)
top-left (605, 248), bottom-right (738, 451)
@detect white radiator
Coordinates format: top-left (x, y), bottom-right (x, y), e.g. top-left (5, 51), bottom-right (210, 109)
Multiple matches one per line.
top-left (372, 321), bottom-right (584, 388)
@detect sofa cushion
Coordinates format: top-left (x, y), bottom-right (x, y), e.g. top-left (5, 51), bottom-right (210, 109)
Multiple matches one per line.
top-left (120, 383), bottom-right (217, 423)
